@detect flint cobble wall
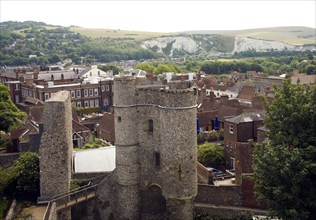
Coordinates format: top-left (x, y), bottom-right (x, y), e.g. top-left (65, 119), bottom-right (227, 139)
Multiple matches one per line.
top-left (0, 153), bottom-right (19, 169)
top-left (195, 184), bottom-right (242, 206)
top-left (39, 91), bottom-right (72, 199)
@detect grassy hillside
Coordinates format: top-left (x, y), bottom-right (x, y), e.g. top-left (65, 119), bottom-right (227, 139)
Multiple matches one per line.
top-left (185, 26), bottom-right (316, 45)
top-left (69, 26), bottom-right (177, 40)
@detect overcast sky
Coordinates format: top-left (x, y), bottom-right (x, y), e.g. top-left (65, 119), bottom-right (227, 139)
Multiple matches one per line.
top-left (1, 0), bottom-right (315, 32)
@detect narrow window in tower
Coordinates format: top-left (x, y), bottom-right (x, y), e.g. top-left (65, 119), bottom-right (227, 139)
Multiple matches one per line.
top-left (155, 152), bottom-right (160, 166)
top-left (148, 119), bottom-right (153, 132)
top-left (178, 164), bottom-right (182, 180)
top-left (118, 116), bottom-right (121, 122)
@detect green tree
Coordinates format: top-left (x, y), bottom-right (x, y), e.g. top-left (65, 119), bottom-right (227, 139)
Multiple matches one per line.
top-left (197, 143), bottom-right (225, 167)
top-left (14, 152), bottom-right (40, 195)
top-left (253, 79), bottom-right (316, 219)
top-left (0, 84), bottom-right (26, 132)
top-left (0, 152), bottom-right (39, 196)
top-left (135, 62), bottom-right (155, 73)
top-left (98, 64), bottom-right (122, 75)
top-left (153, 63), bottom-right (173, 75)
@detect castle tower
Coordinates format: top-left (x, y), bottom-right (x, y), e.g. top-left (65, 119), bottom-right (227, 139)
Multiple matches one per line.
top-left (159, 87), bottom-right (198, 220)
top-left (39, 91), bottom-right (72, 200)
top-left (113, 75), bottom-right (141, 219)
top-left (112, 75), bottom-right (197, 219)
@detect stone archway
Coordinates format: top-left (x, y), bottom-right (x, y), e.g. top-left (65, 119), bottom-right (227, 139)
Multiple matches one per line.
top-left (141, 184), bottom-right (167, 219)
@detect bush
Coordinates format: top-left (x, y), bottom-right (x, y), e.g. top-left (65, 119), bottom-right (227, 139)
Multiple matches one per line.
top-left (197, 133), bottom-right (206, 144)
top-left (207, 131), bottom-right (218, 142)
top-left (197, 143), bottom-right (225, 167)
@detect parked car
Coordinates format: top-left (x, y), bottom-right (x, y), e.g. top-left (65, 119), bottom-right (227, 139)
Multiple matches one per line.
top-left (206, 167), bottom-right (224, 177)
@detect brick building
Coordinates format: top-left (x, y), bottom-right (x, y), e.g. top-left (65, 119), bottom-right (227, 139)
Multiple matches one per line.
top-left (224, 112), bottom-right (264, 176)
top-left (0, 66), bottom-right (114, 112)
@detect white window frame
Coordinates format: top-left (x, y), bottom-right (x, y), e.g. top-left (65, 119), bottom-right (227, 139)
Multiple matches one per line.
top-left (84, 89), bottom-right (88, 97)
top-left (71, 90), bottom-right (75, 98)
top-left (77, 101), bottom-right (81, 107)
top-left (94, 88), bottom-right (98, 96)
top-left (89, 89), bottom-right (93, 96)
top-left (95, 99), bottom-right (99, 107)
top-left (90, 100), bottom-right (94, 107)
top-left (84, 101), bottom-right (89, 108)
top-left (101, 85), bottom-right (105, 91)
top-left (103, 98), bottom-right (109, 106)
top-left (229, 124), bottom-right (234, 134)
top-left (76, 90), bottom-right (81, 98)
top-left (105, 85), bottom-right (110, 91)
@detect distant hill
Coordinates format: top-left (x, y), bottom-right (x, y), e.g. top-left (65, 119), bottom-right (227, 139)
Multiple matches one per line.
top-left (0, 21), bottom-right (315, 66)
top-left (184, 26), bottom-right (316, 45)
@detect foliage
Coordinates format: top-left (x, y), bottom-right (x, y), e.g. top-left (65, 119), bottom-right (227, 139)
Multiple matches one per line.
top-left (264, 79), bottom-right (316, 147)
top-left (197, 143), bottom-right (225, 167)
top-left (134, 62), bottom-right (155, 73)
top-left (0, 197), bottom-right (9, 219)
top-left (14, 152), bottom-right (40, 195)
top-left (98, 64), bottom-right (122, 75)
top-left (81, 135), bottom-right (103, 149)
top-left (0, 84), bottom-right (26, 132)
top-left (253, 79), bottom-right (316, 219)
top-left (197, 133), bottom-right (206, 144)
top-left (0, 152), bottom-right (39, 197)
top-left (76, 107), bottom-right (101, 116)
top-left (70, 179), bottom-right (89, 191)
top-left (0, 21), bottom-right (157, 66)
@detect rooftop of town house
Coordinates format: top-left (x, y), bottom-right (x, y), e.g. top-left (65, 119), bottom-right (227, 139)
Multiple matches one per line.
top-left (291, 73), bottom-right (316, 85)
top-left (97, 113), bottom-right (114, 134)
top-left (236, 85), bottom-right (256, 100)
top-left (25, 96), bottom-right (44, 106)
top-left (225, 112), bottom-right (264, 124)
top-left (35, 82), bottom-right (81, 89)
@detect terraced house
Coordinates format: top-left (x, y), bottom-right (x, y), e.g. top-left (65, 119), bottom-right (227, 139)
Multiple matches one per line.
top-left (0, 65), bottom-right (114, 112)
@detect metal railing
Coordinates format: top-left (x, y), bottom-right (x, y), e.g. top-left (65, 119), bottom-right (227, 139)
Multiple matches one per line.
top-left (41, 172), bottom-right (113, 220)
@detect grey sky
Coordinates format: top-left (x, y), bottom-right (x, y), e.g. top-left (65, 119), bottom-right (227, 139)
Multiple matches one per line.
top-left (1, 0), bottom-right (315, 32)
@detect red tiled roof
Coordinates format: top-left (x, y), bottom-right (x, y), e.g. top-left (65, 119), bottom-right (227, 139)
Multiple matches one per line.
top-left (197, 111), bottom-right (218, 126)
top-left (97, 113), bottom-right (114, 134)
top-left (237, 86), bottom-right (255, 100)
top-left (72, 120), bottom-right (90, 133)
top-left (199, 98), bottom-right (220, 111)
top-left (29, 106), bottom-right (44, 124)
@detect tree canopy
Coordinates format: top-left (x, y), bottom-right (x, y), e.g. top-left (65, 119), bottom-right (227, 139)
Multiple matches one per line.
top-left (0, 152), bottom-right (40, 197)
top-left (253, 79), bottom-right (316, 219)
top-left (0, 84), bottom-right (26, 132)
top-left (197, 143), bottom-right (225, 167)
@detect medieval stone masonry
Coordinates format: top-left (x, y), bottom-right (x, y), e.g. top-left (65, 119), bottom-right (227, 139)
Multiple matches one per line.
top-left (113, 75), bottom-right (198, 219)
top-left (39, 91), bottom-right (72, 200)
top-left (37, 75), bottom-right (198, 220)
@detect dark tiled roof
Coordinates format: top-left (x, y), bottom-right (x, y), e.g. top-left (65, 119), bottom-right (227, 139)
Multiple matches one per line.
top-left (38, 71), bottom-right (78, 81)
top-left (217, 106), bottom-right (241, 122)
